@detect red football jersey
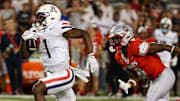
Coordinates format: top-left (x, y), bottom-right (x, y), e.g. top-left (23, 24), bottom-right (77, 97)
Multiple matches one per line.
top-left (146, 37), bottom-right (156, 43)
top-left (135, 37), bottom-right (156, 43)
top-left (115, 39), bottom-right (165, 80)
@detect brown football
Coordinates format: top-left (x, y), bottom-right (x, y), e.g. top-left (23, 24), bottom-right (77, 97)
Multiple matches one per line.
top-left (27, 38), bottom-right (39, 51)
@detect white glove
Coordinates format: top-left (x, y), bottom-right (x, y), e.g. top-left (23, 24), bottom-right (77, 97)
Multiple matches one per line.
top-left (86, 52), bottom-right (99, 73)
top-left (21, 28), bottom-right (39, 41)
top-left (171, 56), bottom-right (178, 67)
top-left (128, 79), bottom-right (136, 87)
top-left (70, 66), bottom-right (90, 83)
top-left (118, 79), bottom-right (131, 94)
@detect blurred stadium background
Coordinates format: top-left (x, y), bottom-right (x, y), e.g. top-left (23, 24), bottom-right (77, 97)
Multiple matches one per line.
top-left (0, 0), bottom-right (180, 101)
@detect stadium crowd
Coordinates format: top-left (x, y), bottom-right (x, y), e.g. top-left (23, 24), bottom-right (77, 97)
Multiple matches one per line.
top-left (0, 0), bottom-right (179, 97)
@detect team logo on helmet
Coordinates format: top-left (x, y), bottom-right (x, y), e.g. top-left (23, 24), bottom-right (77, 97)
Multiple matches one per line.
top-left (33, 4), bottom-right (61, 30)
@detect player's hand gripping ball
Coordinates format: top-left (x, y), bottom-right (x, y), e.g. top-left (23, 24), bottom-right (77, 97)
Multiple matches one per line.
top-left (27, 38), bottom-right (40, 51)
top-left (21, 28), bottom-right (40, 51)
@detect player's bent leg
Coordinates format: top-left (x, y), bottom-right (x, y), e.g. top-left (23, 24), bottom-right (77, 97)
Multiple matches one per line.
top-left (158, 93), bottom-right (169, 101)
top-left (40, 69), bottom-right (75, 94)
top-left (55, 88), bottom-right (76, 101)
top-left (37, 69), bottom-right (75, 101)
top-left (145, 68), bottom-right (175, 101)
top-left (32, 81), bottom-right (47, 101)
top-left (33, 69), bottom-right (75, 101)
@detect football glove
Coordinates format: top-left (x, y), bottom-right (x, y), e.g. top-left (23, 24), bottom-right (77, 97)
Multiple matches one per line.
top-left (118, 79), bottom-right (131, 94)
top-left (21, 28), bottom-right (39, 41)
top-left (86, 52), bottom-right (99, 73)
top-left (70, 66), bottom-right (90, 83)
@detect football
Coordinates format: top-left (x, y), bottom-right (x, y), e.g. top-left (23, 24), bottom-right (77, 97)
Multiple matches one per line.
top-left (27, 38), bottom-right (39, 51)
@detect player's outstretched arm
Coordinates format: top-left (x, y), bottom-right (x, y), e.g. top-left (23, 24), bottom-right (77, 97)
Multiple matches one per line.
top-left (63, 28), bottom-right (93, 54)
top-left (63, 28), bottom-right (98, 73)
top-left (148, 43), bottom-right (180, 54)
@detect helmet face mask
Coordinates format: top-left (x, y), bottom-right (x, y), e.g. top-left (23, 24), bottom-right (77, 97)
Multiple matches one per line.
top-left (35, 12), bottom-right (47, 27)
top-left (109, 35), bottom-right (122, 49)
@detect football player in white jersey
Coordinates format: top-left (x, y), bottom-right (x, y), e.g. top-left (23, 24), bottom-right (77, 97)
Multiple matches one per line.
top-left (154, 17), bottom-right (178, 68)
top-left (20, 4), bottom-right (98, 101)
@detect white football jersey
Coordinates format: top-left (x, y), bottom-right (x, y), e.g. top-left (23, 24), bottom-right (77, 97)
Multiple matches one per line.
top-left (153, 29), bottom-right (178, 68)
top-left (36, 20), bottom-right (72, 72)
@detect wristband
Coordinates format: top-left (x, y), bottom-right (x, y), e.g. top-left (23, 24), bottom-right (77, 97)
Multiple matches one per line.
top-left (171, 46), bottom-right (175, 53)
top-left (88, 52), bottom-right (95, 56)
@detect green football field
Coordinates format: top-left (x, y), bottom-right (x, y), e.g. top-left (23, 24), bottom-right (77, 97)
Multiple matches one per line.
top-left (0, 98), bottom-right (178, 101)
top-left (0, 98), bottom-right (145, 101)
top-left (0, 98), bottom-right (141, 101)
top-left (0, 95), bottom-right (179, 101)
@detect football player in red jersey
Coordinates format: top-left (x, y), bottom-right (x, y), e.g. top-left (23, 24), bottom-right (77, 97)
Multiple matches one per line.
top-left (108, 24), bottom-right (180, 101)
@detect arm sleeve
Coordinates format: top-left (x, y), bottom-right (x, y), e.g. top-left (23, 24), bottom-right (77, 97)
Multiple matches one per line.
top-left (61, 20), bottom-right (73, 34)
top-left (130, 40), bottom-right (150, 56)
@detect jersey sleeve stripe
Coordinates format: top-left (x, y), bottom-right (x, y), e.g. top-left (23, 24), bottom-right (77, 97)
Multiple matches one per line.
top-left (62, 26), bottom-right (72, 29)
top-left (62, 22), bottom-right (70, 25)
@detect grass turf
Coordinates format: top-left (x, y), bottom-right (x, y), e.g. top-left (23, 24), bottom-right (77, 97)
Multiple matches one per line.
top-left (0, 95), bottom-right (179, 101)
top-left (0, 98), bottom-right (178, 101)
top-left (0, 98), bottom-right (141, 101)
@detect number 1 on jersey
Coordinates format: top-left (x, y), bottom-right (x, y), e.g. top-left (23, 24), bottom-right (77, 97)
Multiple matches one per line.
top-left (43, 39), bottom-right (51, 58)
